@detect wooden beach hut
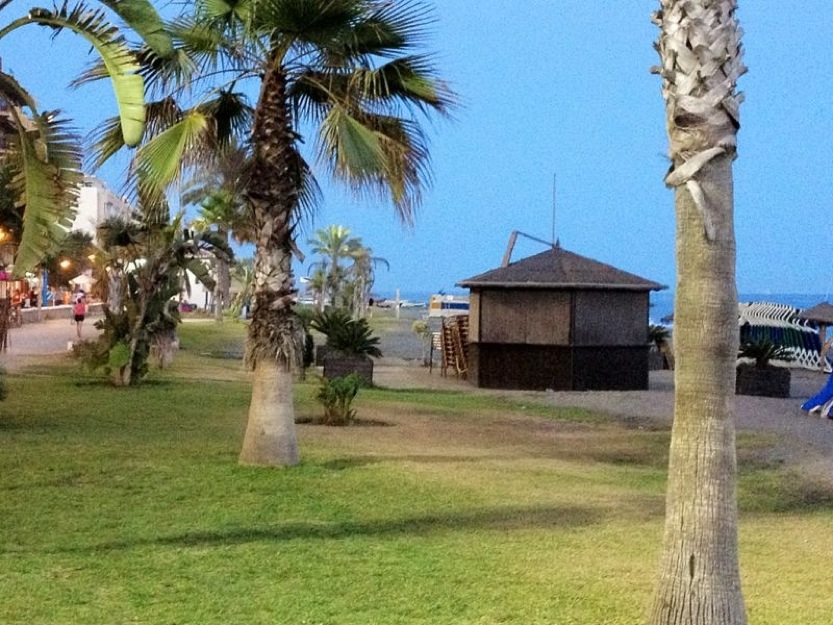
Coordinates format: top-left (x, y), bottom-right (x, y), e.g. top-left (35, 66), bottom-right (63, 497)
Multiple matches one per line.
top-left (457, 244), bottom-right (666, 391)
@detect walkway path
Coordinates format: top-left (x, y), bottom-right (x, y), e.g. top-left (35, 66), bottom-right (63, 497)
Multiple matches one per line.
top-left (0, 316), bottom-right (101, 371)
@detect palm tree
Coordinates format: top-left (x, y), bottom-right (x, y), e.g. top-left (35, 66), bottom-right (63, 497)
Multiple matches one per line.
top-left (132, 0), bottom-right (454, 466)
top-left (347, 243), bottom-right (388, 317)
top-left (229, 256), bottom-right (254, 319)
top-left (649, 2), bottom-right (748, 624)
top-left (0, 1), bottom-right (172, 274)
top-left (184, 140), bottom-right (251, 321)
top-left (308, 225), bottom-right (363, 307)
top-left (305, 267), bottom-right (328, 312)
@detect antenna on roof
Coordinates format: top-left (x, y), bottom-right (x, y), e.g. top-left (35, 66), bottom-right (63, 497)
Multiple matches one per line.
top-left (501, 174), bottom-right (561, 266)
top-left (552, 172), bottom-right (557, 246)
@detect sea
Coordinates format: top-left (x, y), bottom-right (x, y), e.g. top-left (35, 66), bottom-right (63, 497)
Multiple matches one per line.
top-left (382, 289), bottom-right (831, 326)
top-left (648, 291), bottom-right (831, 326)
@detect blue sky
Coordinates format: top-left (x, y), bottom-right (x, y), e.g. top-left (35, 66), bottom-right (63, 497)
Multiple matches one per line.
top-left (2, 1), bottom-right (832, 298)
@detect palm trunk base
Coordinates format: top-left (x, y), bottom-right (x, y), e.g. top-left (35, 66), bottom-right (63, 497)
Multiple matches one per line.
top-left (239, 358), bottom-right (299, 466)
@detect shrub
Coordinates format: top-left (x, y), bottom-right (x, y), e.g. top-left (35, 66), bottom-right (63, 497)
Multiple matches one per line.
top-left (738, 338), bottom-right (795, 369)
top-left (412, 320), bottom-right (433, 366)
top-left (316, 374), bottom-right (361, 426)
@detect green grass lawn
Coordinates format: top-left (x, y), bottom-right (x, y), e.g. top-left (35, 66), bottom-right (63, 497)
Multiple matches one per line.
top-left (1, 322), bottom-right (833, 624)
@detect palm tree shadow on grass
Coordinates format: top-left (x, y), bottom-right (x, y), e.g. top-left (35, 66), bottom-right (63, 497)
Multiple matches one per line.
top-left (320, 455), bottom-right (487, 470)
top-left (67, 505), bottom-right (606, 554)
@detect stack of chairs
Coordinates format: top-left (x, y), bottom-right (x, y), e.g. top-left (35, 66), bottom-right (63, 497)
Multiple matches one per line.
top-left (439, 315), bottom-right (469, 379)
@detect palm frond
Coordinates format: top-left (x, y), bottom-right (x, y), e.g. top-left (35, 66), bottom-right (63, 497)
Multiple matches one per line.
top-left (20, 3), bottom-right (146, 146)
top-left (253, 0), bottom-right (361, 41)
top-left (134, 111), bottom-right (211, 199)
top-left (86, 97), bottom-right (181, 173)
top-left (10, 109), bottom-right (82, 273)
top-left (355, 55), bottom-right (454, 112)
top-left (289, 149), bottom-right (321, 233)
top-left (0, 70), bottom-right (36, 109)
top-left (317, 105), bottom-right (428, 223)
top-left (142, 96), bottom-right (185, 139)
top-left (195, 88), bottom-right (252, 146)
top-left (323, 0), bottom-right (434, 60)
top-left (98, 0), bottom-right (174, 58)
top-left (86, 115), bottom-right (125, 171)
top-left (320, 105), bottom-right (386, 179)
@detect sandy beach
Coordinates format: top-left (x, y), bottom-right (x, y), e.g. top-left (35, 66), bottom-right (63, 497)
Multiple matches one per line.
top-left (368, 312), bottom-right (833, 478)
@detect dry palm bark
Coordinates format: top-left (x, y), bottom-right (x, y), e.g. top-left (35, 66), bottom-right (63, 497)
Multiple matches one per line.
top-left (649, 1), bottom-right (748, 624)
top-left (238, 64), bottom-right (301, 466)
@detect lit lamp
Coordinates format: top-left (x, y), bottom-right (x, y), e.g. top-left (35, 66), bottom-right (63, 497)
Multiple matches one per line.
top-left (59, 259), bottom-right (71, 271)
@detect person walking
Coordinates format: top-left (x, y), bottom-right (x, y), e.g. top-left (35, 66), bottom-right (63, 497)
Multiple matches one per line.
top-left (73, 294), bottom-right (87, 339)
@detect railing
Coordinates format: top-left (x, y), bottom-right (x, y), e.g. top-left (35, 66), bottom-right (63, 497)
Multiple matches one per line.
top-left (15, 302), bottom-right (104, 324)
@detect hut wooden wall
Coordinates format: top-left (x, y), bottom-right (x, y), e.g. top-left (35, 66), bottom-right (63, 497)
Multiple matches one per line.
top-left (467, 344), bottom-right (573, 390)
top-left (467, 344), bottom-right (648, 391)
top-left (478, 289), bottom-right (571, 345)
top-left (573, 291), bottom-right (648, 345)
top-left (469, 291), bottom-right (481, 342)
top-left (466, 287), bottom-right (651, 391)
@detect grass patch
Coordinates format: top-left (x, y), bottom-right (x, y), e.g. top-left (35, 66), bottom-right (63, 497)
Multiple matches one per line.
top-left (2, 324), bottom-right (833, 623)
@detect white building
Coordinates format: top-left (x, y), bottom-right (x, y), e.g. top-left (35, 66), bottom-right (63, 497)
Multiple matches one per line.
top-left (71, 175), bottom-right (133, 237)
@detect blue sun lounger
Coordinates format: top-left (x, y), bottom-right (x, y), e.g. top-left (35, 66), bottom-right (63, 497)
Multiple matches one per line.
top-left (801, 374), bottom-right (833, 417)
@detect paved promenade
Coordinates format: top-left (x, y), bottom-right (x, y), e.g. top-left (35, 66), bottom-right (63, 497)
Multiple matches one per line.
top-left (1, 314), bottom-right (102, 370)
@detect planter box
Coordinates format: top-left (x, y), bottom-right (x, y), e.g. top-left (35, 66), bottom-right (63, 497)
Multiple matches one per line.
top-left (648, 350), bottom-right (665, 371)
top-left (315, 344), bottom-right (333, 367)
top-left (323, 354), bottom-right (374, 386)
top-left (736, 365), bottom-right (791, 398)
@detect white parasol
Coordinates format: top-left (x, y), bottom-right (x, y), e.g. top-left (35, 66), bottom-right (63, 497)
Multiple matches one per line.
top-left (69, 274), bottom-right (97, 287)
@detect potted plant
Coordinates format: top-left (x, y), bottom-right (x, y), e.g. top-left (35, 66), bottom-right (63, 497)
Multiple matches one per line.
top-left (736, 338), bottom-right (795, 398)
top-left (316, 314), bottom-right (382, 385)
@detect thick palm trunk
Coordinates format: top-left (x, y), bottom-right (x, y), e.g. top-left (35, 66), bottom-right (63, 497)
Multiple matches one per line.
top-left (240, 357), bottom-right (299, 465)
top-left (650, 155), bottom-right (744, 624)
top-left (649, 2), bottom-right (747, 624)
top-left (238, 59), bottom-right (301, 467)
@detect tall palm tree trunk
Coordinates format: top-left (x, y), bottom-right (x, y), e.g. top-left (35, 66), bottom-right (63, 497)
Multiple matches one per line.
top-left (214, 228), bottom-right (231, 323)
top-left (239, 61), bottom-right (301, 467)
top-left (649, 2), bottom-right (747, 623)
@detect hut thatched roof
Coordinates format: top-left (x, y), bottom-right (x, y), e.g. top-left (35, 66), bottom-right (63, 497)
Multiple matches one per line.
top-left (798, 301), bottom-right (833, 325)
top-left (457, 245), bottom-right (666, 291)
